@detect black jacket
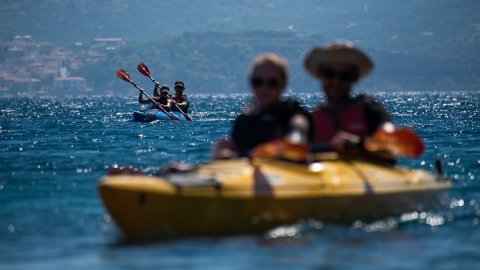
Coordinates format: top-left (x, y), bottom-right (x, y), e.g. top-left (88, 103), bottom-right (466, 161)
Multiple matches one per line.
top-left (231, 99), bottom-right (311, 157)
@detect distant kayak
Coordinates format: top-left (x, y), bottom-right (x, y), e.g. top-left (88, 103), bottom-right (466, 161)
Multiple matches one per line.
top-left (133, 109), bottom-right (191, 122)
top-left (99, 157), bottom-right (451, 239)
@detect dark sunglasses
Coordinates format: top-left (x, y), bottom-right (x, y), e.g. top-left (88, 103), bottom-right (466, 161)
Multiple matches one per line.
top-left (251, 77), bottom-right (282, 89)
top-left (319, 67), bottom-right (358, 82)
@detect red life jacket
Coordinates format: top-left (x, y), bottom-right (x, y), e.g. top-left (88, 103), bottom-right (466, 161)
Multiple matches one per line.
top-left (312, 101), bottom-right (369, 143)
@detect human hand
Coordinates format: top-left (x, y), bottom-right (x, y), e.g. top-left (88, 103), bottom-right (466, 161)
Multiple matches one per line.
top-left (331, 131), bottom-right (362, 153)
top-left (211, 138), bottom-right (238, 160)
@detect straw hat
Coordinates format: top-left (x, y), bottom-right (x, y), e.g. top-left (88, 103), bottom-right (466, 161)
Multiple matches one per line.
top-left (304, 40), bottom-right (374, 79)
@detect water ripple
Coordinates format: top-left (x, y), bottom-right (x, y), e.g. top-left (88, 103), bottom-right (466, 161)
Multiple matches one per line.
top-left (0, 91), bottom-right (479, 269)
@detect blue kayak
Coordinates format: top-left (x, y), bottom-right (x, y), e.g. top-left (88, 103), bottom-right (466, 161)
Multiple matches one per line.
top-left (133, 109), bottom-right (190, 122)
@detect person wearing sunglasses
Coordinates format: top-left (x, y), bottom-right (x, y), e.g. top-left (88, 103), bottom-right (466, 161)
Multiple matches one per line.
top-left (213, 53), bottom-right (311, 159)
top-left (170, 80), bottom-right (190, 113)
top-left (304, 41), bottom-right (392, 153)
top-left (138, 83), bottom-right (172, 111)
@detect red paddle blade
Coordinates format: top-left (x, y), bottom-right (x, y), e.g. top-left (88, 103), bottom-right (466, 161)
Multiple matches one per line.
top-left (116, 69), bottom-right (132, 82)
top-left (137, 62), bottom-right (151, 77)
top-left (251, 139), bottom-right (309, 162)
top-left (370, 127), bottom-right (424, 158)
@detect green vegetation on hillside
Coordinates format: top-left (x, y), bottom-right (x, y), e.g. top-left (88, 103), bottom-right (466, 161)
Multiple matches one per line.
top-left (1, 0), bottom-right (479, 61)
top-left (85, 30), bottom-right (480, 94)
top-left (1, 0), bottom-right (479, 93)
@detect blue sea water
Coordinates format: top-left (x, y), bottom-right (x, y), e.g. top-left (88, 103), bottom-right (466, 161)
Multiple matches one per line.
top-left (1, 92), bottom-right (479, 269)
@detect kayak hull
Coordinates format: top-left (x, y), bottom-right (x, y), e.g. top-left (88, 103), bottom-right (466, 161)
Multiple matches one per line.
top-left (133, 109), bottom-right (190, 122)
top-left (99, 158), bottom-right (451, 239)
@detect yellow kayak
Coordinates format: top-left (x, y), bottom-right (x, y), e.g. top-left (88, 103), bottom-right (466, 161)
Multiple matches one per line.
top-left (99, 157), bottom-right (450, 239)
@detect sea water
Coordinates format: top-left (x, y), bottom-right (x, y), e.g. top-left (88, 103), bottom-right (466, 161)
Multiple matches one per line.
top-left (0, 92), bottom-right (479, 269)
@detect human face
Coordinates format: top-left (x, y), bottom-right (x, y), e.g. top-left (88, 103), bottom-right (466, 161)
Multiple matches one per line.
top-left (250, 64), bottom-right (285, 108)
top-left (175, 87), bottom-right (184, 95)
top-left (319, 63), bottom-right (358, 103)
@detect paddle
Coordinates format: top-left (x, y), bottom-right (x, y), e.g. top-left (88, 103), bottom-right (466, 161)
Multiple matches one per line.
top-left (137, 62), bottom-right (192, 121)
top-left (116, 69), bottom-right (179, 120)
top-left (250, 139), bottom-right (310, 162)
top-left (364, 127), bottom-right (424, 158)
top-left (251, 127), bottom-right (424, 161)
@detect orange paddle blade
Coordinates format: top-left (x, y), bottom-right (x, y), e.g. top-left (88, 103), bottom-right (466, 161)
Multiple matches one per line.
top-left (137, 62), bottom-right (151, 77)
top-left (251, 139), bottom-right (310, 162)
top-left (366, 127), bottom-right (424, 158)
top-left (116, 69), bottom-right (132, 82)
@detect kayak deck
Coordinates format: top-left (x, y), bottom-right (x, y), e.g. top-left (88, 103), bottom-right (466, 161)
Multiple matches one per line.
top-left (99, 158), bottom-right (451, 239)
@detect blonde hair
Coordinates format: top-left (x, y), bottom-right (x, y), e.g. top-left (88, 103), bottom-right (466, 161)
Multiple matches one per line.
top-left (249, 53), bottom-right (289, 86)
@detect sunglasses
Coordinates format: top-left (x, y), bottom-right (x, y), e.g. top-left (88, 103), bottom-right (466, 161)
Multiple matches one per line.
top-left (251, 77), bottom-right (282, 89)
top-left (319, 67), bottom-right (357, 82)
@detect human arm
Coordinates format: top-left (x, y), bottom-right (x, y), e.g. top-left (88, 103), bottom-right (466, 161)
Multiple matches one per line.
top-left (171, 95), bottom-right (190, 113)
top-left (138, 88), bottom-right (152, 104)
top-left (177, 95), bottom-right (189, 112)
top-left (230, 114), bottom-right (250, 157)
top-left (363, 95), bottom-right (392, 135)
top-left (248, 101), bottom-right (312, 162)
top-left (211, 114), bottom-right (246, 159)
top-left (332, 95), bottom-right (393, 155)
top-left (211, 138), bottom-right (239, 160)
top-left (248, 113), bottom-right (311, 163)
top-left (165, 98), bottom-right (172, 110)
top-left (285, 114), bottom-right (310, 145)
top-left (155, 98), bottom-right (171, 111)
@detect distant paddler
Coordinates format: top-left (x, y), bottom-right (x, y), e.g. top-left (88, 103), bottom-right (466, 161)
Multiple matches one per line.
top-left (136, 62), bottom-right (192, 121)
top-left (138, 83), bottom-right (172, 112)
top-left (170, 80), bottom-right (190, 114)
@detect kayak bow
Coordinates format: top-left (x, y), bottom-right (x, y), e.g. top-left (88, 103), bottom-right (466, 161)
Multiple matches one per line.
top-left (99, 157), bottom-right (450, 239)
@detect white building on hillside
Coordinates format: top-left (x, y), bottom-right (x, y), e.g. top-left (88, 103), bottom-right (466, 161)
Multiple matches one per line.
top-left (53, 76), bottom-right (87, 95)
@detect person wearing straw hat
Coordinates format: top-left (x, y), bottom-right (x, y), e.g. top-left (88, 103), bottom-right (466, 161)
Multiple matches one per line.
top-left (304, 40), bottom-right (393, 153)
